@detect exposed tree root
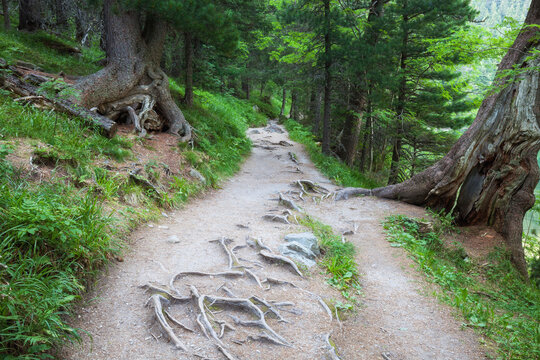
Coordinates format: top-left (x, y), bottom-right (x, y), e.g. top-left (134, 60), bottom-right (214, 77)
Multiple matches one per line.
top-left (217, 344), bottom-right (239, 360)
top-left (164, 309), bottom-right (195, 333)
top-left (288, 152), bottom-right (299, 164)
top-left (245, 268), bottom-right (264, 288)
top-left (294, 180), bottom-right (330, 195)
top-left (262, 214), bottom-right (291, 224)
top-left (262, 277), bottom-right (332, 321)
top-left (324, 333), bottom-right (342, 360)
top-left (210, 237), bottom-right (242, 269)
top-left (146, 294), bottom-right (188, 351)
top-left (278, 192), bottom-right (303, 212)
top-left (246, 237), bottom-right (273, 253)
top-left (259, 250), bottom-right (304, 277)
top-left (142, 236), bottom-right (338, 357)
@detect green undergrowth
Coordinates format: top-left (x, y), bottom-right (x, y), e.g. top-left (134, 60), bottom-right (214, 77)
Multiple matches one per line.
top-left (0, 29), bottom-right (102, 75)
top-left (383, 215), bottom-right (540, 360)
top-left (284, 119), bottom-right (379, 188)
top-left (0, 32), bottom-right (264, 357)
top-left (300, 216), bottom-right (361, 311)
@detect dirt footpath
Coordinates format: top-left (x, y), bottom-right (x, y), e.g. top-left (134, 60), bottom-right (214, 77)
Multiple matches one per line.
top-left (62, 122), bottom-right (487, 360)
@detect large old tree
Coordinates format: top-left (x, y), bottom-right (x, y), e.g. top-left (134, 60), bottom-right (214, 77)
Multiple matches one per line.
top-left (336, 0), bottom-right (540, 278)
top-left (74, 0), bottom-right (192, 140)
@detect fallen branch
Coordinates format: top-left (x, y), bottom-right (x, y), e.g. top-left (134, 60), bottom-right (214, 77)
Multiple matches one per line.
top-left (0, 60), bottom-right (117, 137)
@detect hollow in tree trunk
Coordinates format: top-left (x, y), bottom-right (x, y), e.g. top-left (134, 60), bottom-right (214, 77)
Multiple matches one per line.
top-left (74, 0), bottom-right (191, 141)
top-left (335, 1), bottom-right (540, 278)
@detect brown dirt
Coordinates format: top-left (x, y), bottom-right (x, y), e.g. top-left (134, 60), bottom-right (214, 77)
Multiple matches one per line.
top-left (446, 226), bottom-right (506, 260)
top-left (60, 122), bottom-right (490, 360)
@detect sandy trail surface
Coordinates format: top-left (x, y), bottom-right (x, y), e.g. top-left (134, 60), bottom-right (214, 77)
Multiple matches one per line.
top-left (62, 122), bottom-right (487, 360)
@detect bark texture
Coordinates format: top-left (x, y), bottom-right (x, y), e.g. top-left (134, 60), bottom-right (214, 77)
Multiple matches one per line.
top-left (338, 2), bottom-right (540, 278)
top-left (184, 32), bottom-right (194, 107)
top-left (74, 0), bottom-right (191, 140)
top-left (322, 0), bottom-right (332, 155)
top-left (18, 0), bottom-right (42, 32)
top-left (2, 0), bottom-right (9, 30)
top-left (280, 88), bottom-right (287, 117)
top-left (341, 88), bottom-right (366, 166)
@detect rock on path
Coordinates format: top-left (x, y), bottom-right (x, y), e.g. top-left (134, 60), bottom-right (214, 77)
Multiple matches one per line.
top-left (62, 121), bottom-right (487, 360)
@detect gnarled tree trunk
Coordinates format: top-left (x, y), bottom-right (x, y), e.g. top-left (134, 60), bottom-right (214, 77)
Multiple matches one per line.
top-left (74, 0), bottom-right (191, 140)
top-left (336, 1), bottom-right (540, 278)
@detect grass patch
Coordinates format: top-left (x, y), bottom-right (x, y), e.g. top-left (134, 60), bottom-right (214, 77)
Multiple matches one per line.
top-left (0, 150), bottom-right (120, 359)
top-left (284, 119), bottom-right (379, 188)
top-left (383, 215), bottom-right (540, 359)
top-left (300, 216), bottom-right (361, 307)
top-left (0, 29), bottom-right (101, 75)
top-left (0, 30), bottom-right (266, 359)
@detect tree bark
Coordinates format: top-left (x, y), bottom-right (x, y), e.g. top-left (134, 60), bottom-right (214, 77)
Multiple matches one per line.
top-left (341, 89), bottom-right (366, 166)
top-left (322, 0), bottom-right (332, 155)
top-left (2, 0), bottom-right (9, 30)
top-left (280, 88), bottom-right (287, 117)
top-left (289, 90), bottom-right (298, 121)
top-left (336, 0), bottom-right (540, 278)
top-left (312, 85), bottom-right (323, 134)
top-left (344, 0), bottom-right (384, 168)
top-left (74, 0), bottom-right (191, 141)
top-left (54, 0), bottom-right (68, 31)
top-left (388, 4), bottom-right (409, 185)
top-left (18, 0), bottom-right (42, 32)
top-left (184, 32), bottom-right (194, 107)
top-left (359, 98), bottom-right (373, 172)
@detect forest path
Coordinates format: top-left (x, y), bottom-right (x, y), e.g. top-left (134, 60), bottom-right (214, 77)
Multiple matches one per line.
top-left (62, 121), bottom-right (486, 360)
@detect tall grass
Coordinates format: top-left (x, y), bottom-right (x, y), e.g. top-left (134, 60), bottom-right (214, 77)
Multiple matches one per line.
top-left (283, 119), bottom-right (379, 188)
top-left (0, 149), bottom-right (119, 359)
top-left (384, 215), bottom-right (540, 359)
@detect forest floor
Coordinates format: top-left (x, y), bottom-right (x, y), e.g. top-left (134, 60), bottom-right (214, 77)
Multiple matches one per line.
top-left (61, 121), bottom-right (488, 360)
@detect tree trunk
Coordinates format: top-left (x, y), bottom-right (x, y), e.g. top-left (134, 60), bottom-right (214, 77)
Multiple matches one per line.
top-left (345, 0), bottom-right (384, 168)
top-left (184, 32), bottom-right (194, 107)
top-left (312, 86), bottom-right (323, 134)
top-left (322, 0), bottom-right (332, 155)
top-left (54, 0), bottom-right (68, 31)
top-left (74, 0), bottom-right (191, 141)
top-left (18, 0), bottom-right (42, 32)
top-left (388, 5), bottom-right (409, 185)
top-left (289, 90), bottom-right (298, 121)
top-left (75, 8), bottom-right (85, 44)
top-left (342, 88), bottom-right (366, 166)
top-left (336, 1), bottom-right (540, 278)
top-left (280, 88), bottom-right (287, 117)
top-left (359, 98), bottom-right (373, 172)
top-left (2, 0), bottom-right (9, 30)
